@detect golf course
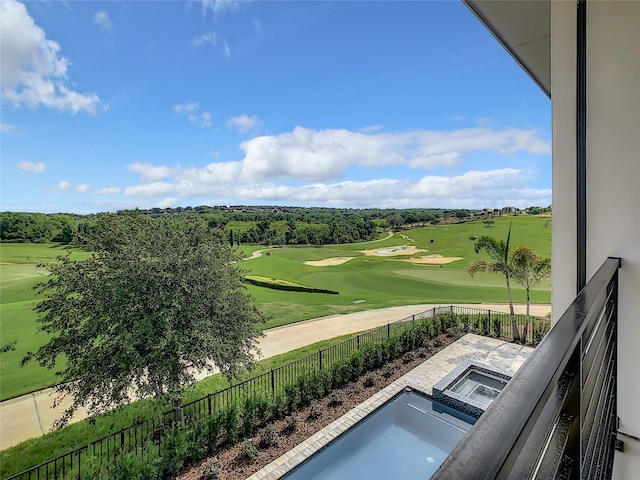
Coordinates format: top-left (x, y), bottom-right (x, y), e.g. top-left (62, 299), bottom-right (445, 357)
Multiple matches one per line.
top-left (0, 214), bottom-right (551, 401)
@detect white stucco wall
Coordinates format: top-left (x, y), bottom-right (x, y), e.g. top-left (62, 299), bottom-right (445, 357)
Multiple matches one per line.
top-left (550, 0), bottom-right (577, 321)
top-left (552, 0), bottom-right (640, 439)
top-left (585, 0), bottom-right (640, 439)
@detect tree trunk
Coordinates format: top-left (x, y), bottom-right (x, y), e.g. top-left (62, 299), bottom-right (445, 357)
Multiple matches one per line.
top-left (171, 395), bottom-right (183, 424)
top-left (521, 289), bottom-right (531, 343)
top-left (505, 276), bottom-right (521, 342)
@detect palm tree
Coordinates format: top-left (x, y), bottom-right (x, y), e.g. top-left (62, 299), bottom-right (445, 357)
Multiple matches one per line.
top-left (468, 224), bottom-right (521, 342)
top-left (510, 245), bottom-right (551, 339)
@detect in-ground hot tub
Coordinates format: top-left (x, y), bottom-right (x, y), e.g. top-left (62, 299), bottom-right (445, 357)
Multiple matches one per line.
top-left (432, 359), bottom-right (512, 419)
top-left (283, 389), bottom-right (474, 480)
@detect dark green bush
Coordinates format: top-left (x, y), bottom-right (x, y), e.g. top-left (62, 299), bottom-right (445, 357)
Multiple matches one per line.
top-left (491, 316), bottom-right (502, 338)
top-left (159, 429), bottom-right (189, 475)
top-left (223, 403), bottom-right (241, 444)
top-left (284, 383), bottom-right (300, 413)
top-left (109, 450), bottom-right (160, 480)
top-left (307, 401), bottom-right (322, 420)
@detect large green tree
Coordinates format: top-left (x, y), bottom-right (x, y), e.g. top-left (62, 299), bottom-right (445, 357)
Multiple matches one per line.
top-left (23, 213), bottom-right (263, 426)
top-left (468, 225), bottom-right (521, 342)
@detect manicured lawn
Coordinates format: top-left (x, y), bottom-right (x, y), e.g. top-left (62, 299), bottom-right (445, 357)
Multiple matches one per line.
top-left (0, 215), bottom-right (551, 399)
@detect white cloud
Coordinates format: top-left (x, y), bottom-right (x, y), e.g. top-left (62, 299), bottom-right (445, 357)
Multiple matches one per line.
top-left (189, 111), bottom-right (212, 128)
top-left (173, 102), bottom-right (200, 114)
top-left (193, 32), bottom-right (217, 47)
top-left (173, 102), bottom-right (212, 127)
top-left (1, 123), bottom-right (19, 134)
top-left (126, 162), bottom-right (173, 181)
top-left (93, 11), bottom-right (113, 32)
top-left (75, 183), bottom-right (90, 192)
top-left (222, 39), bottom-right (231, 57)
top-left (122, 168), bottom-right (550, 209)
top-left (16, 160), bottom-right (46, 173)
top-left (0, 0), bottom-right (101, 114)
top-left (201, 0), bottom-right (243, 15)
top-left (227, 114), bottom-right (262, 134)
top-left (53, 180), bottom-right (72, 190)
top-left (119, 126), bottom-right (550, 208)
top-left (94, 187), bottom-right (122, 194)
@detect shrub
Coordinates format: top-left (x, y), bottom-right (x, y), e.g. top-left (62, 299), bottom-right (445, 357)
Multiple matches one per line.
top-left (284, 415), bottom-right (298, 434)
top-left (159, 428), bottom-right (189, 475)
top-left (239, 440), bottom-right (259, 463)
top-left (417, 346), bottom-right (431, 358)
top-left (363, 372), bottom-right (376, 387)
top-left (491, 316), bottom-right (502, 338)
top-left (200, 457), bottom-right (221, 480)
top-left (431, 337), bottom-right (445, 348)
top-left (532, 319), bottom-right (550, 346)
top-left (381, 365), bottom-right (396, 379)
top-left (402, 351), bottom-right (417, 364)
top-left (258, 424), bottom-right (279, 448)
top-left (270, 392), bottom-right (288, 419)
top-left (458, 314), bottom-right (470, 331)
top-left (204, 412), bottom-right (224, 452)
top-left (307, 401), bottom-right (322, 420)
top-left (111, 451), bottom-right (160, 480)
top-left (328, 391), bottom-right (344, 407)
top-left (479, 315), bottom-right (490, 336)
top-left (223, 403), bottom-right (241, 444)
top-left (348, 350), bottom-right (364, 379)
top-left (284, 383), bottom-right (300, 413)
top-left (241, 396), bottom-right (258, 438)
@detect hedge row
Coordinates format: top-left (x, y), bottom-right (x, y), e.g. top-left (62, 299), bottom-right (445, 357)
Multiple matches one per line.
top-left (75, 313), bottom-right (459, 479)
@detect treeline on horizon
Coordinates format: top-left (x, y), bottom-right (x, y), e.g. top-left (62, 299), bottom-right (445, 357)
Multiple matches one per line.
top-left (0, 204), bottom-right (551, 246)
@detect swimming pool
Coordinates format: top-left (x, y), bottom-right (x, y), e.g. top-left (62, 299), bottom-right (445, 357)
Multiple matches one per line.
top-left (283, 390), bottom-right (474, 480)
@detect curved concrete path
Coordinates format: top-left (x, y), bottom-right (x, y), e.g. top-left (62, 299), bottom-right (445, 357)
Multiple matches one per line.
top-left (0, 302), bottom-right (550, 450)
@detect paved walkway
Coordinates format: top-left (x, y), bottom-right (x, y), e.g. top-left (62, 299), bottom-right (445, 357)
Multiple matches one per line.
top-left (0, 303), bottom-right (550, 450)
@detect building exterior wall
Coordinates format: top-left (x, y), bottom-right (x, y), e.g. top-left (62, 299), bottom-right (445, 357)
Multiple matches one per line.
top-left (552, 0), bottom-right (640, 438)
top-left (585, 0), bottom-right (640, 439)
top-left (550, 0), bottom-right (578, 321)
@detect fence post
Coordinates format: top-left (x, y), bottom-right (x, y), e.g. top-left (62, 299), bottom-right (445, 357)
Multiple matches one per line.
top-left (412, 314), bottom-right (415, 328)
top-left (357, 334), bottom-right (361, 349)
top-left (387, 323), bottom-right (390, 338)
top-left (207, 395), bottom-right (212, 416)
top-left (319, 350), bottom-right (323, 370)
top-left (270, 369), bottom-right (275, 396)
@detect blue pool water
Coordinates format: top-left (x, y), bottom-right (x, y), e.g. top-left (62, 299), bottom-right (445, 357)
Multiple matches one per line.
top-left (283, 390), bottom-right (474, 480)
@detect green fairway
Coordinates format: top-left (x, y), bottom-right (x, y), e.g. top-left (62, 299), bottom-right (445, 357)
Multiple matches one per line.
top-left (0, 244), bottom-right (90, 400)
top-left (0, 215), bottom-right (551, 400)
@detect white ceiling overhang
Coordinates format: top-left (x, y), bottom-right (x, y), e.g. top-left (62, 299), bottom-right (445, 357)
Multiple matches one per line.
top-left (463, 0), bottom-right (551, 97)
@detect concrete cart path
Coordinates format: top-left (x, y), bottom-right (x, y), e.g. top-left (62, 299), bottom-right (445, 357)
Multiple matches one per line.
top-left (0, 302), bottom-right (550, 451)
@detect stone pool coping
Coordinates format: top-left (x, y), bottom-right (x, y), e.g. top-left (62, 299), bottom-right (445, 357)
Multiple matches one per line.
top-left (247, 333), bottom-right (533, 480)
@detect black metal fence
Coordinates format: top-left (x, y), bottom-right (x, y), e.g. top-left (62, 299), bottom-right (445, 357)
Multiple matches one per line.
top-left (5, 305), bottom-right (548, 480)
top-left (433, 258), bottom-right (621, 479)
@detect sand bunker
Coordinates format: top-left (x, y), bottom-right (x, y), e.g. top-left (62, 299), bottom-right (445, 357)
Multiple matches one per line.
top-left (358, 245), bottom-right (427, 257)
top-left (395, 254), bottom-right (464, 265)
top-left (305, 257), bottom-right (355, 267)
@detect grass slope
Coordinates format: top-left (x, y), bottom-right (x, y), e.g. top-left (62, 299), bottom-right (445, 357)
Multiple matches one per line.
top-left (0, 215), bottom-right (551, 399)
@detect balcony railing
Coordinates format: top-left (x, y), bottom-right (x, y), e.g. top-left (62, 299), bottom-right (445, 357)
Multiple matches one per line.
top-left (433, 257), bottom-right (621, 480)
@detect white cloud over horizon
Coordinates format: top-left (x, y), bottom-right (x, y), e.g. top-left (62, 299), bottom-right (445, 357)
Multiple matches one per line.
top-left (0, 0), bottom-right (101, 114)
top-left (53, 180), bottom-right (72, 190)
top-left (117, 125), bottom-right (550, 208)
top-left (16, 160), bottom-right (46, 173)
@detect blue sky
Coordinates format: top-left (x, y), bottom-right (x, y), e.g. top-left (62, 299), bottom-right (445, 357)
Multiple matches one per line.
top-left (1, 0), bottom-right (551, 214)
